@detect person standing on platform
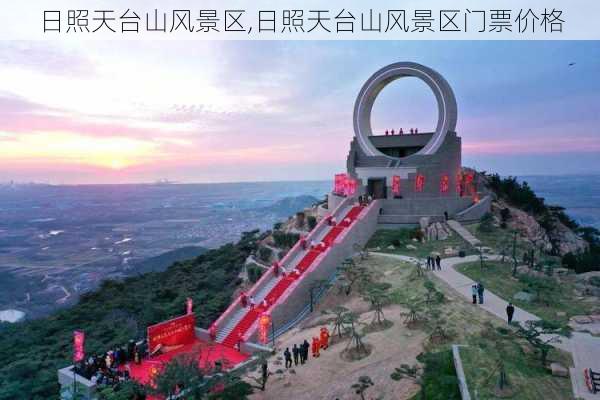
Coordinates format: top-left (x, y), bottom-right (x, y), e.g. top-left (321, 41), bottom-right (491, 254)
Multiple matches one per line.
top-left (249, 295), bottom-right (256, 309)
top-left (292, 344), bottom-right (299, 366)
top-left (284, 348), bottom-right (292, 368)
top-left (436, 255), bottom-right (441, 270)
top-left (506, 302), bottom-right (515, 323)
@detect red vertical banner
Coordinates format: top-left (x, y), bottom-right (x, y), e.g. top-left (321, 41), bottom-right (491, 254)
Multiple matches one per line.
top-left (258, 313), bottom-right (271, 344)
top-left (344, 176), bottom-right (357, 196)
top-left (392, 175), bottom-right (401, 196)
top-left (334, 173), bottom-right (346, 195)
top-left (73, 330), bottom-right (85, 363)
top-left (186, 297), bottom-right (193, 315)
top-left (415, 174), bottom-right (425, 192)
top-left (440, 175), bottom-right (449, 194)
top-left (464, 172), bottom-right (475, 196)
top-left (456, 172), bottom-right (463, 195)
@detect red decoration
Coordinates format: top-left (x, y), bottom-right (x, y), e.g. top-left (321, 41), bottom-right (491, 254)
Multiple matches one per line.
top-left (334, 173), bottom-right (358, 196)
top-left (186, 298), bottom-right (193, 315)
top-left (334, 173), bottom-right (346, 195)
top-left (456, 172), bottom-right (463, 195)
top-left (392, 175), bottom-right (401, 196)
top-left (147, 314), bottom-right (196, 352)
top-left (258, 313), bottom-right (271, 344)
top-left (415, 174), bottom-right (425, 192)
top-left (73, 330), bottom-right (85, 363)
top-left (440, 175), bottom-right (449, 194)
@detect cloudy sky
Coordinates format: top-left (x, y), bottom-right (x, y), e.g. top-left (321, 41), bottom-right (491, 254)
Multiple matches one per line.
top-left (1, 40), bottom-right (599, 184)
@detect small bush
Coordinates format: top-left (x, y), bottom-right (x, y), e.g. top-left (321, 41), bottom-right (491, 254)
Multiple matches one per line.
top-left (307, 215), bottom-right (317, 230)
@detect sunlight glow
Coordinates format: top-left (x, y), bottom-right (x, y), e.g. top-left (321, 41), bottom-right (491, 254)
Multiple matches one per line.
top-left (0, 132), bottom-right (160, 169)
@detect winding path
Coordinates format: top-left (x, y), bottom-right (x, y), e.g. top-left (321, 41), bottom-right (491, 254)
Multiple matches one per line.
top-left (372, 252), bottom-right (600, 400)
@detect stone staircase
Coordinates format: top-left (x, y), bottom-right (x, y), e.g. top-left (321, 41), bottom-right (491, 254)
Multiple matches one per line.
top-left (214, 202), bottom-right (368, 348)
top-left (447, 219), bottom-right (481, 246)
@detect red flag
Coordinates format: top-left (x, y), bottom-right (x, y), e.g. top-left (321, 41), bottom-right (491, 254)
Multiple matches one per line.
top-left (73, 330), bottom-right (85, 363)
top-left (186, 297), bottom-right (193, 315)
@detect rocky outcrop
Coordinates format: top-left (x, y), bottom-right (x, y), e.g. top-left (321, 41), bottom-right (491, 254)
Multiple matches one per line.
top-left (547, 219), bottom-right (588, 256)
top-left (492, 200), bottom-right (553, 252)
top-left (491, 199), bottom-right (589, 256)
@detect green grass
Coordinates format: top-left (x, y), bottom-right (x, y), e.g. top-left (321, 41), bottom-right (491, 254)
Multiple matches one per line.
top-left (460, 334), bottom-right (573, 400)
top-left (367, 228), bottom-right (476, 259)
top-left (366, 256), bottom-right (573, 400)
top-left (456, 261), bottom-right (594, 324)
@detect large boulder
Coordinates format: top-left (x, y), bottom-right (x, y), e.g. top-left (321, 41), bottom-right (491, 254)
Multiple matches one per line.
top-left (549, 362), bottom-right (569, 378)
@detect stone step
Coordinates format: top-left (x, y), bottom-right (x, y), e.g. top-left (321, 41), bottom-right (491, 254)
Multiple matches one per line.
top-left (447, 219), bottom-right (481, 246)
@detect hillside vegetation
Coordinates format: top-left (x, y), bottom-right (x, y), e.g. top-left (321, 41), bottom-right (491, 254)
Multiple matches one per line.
top-left (0, 230), bottom-right (260, 400)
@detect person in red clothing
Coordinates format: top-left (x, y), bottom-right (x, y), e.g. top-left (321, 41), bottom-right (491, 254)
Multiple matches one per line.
top-left (312, 336), bottom-right (320, 358)
top-left (319, 327), bottom-right (330, 350)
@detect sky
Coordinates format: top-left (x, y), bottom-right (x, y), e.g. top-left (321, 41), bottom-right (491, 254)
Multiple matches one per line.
top-left (1, 40), bottom-right (599, 184)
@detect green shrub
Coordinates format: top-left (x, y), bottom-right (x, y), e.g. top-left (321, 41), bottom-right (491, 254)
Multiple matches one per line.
top-left (307, 215), bottom-right (317, 230)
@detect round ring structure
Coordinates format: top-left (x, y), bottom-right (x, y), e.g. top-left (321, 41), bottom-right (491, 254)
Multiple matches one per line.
top-left (353, 62), bottom-right (457, 159)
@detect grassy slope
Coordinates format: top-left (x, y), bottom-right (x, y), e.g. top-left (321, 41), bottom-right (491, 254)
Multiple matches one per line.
top-left (456, 260), bottom-right (595, 324)
top-left (364, 255), bottom-right (572, 400)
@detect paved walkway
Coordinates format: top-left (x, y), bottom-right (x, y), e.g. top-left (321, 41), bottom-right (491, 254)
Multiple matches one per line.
top-left (372, 252), bottom-right (600, 400)
top-left (447, 219), bottom-right (481, 246)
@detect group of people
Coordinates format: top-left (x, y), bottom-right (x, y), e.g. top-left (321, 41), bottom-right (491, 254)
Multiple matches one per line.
top-left (74, 339), bottom-right (149, 386)
top-left (426, 255), bottom-right (442, 270)
top-left (384, 128), bottom-right (420, 135)
top-left (283, 327), bottom-right (330, 368)
top-left (471, 282), bottom-right (485, 304)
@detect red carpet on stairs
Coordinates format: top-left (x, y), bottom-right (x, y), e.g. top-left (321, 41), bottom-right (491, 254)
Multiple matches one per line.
top-left (218, 204), bottom-right (365, 347)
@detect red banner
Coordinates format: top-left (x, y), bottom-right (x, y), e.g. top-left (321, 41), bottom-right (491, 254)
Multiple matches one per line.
top-left (440, 175), bottom-right (450, 194)
top-left (186, 298), bottom-right (193, 315)
top-left (334, 173), bottom-right (346, 195)
top-left (392, 176), bottom-right (401, 196)
top-left (258, 313), bottom-right (271, 344)
top-left (73, 330), bottom-right (85, 363)
top-left (334, 173), bottom-right (358, 196)
top-left (415, 174), bottom-right (425, 192)
top-left (147, 314), bottom-right (196, 352)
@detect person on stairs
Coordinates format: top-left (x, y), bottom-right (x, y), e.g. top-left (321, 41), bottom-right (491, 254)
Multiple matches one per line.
top-left (284, 348), bottom-right (292, 368)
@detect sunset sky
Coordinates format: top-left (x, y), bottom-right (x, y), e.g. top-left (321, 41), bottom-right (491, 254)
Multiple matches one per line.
top-left (1, 40), bottom-right (599, 184)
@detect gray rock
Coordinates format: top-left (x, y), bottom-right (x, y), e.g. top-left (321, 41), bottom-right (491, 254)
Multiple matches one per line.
top-left (513, 291), bottom-right (535, 302)
top-left (549, 362), bottom-right (569, 378)
top-left (406, 244), bottom-right (417, 250)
